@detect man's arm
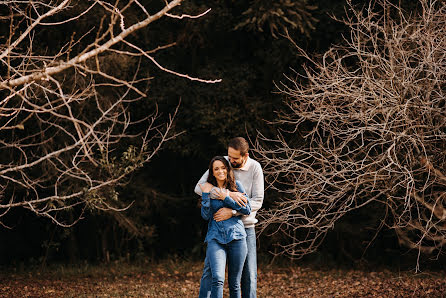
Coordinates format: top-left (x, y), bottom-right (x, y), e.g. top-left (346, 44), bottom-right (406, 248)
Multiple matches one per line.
top-left (194, 169), bottom-right (210, 196)
top-left (249, 162), bottom-right (265, 213)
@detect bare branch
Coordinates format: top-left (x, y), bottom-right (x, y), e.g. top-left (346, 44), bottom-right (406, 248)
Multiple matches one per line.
top-left (254, 0), bottom-right (446, 266)
top-left (0, 0), bottom-right (219, 226)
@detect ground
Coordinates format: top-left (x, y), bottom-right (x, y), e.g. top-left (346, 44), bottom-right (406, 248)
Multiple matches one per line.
top-left (0, 260), bottom-right (445, 297)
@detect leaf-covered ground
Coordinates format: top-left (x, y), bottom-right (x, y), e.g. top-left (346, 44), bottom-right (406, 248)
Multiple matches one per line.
top-left (0, 261), bottom-right (444, 297)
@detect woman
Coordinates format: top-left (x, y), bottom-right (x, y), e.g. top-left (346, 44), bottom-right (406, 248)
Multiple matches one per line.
top-left (199, 156), bottom-right (251, 298)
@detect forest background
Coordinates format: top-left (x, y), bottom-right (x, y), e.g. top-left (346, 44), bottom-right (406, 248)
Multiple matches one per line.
top-left (0, 0), bottom-right (445, 275)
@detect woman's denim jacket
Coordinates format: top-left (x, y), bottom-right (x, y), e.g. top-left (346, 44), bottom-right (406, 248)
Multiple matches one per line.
top-left (201, 181), bottom-right (251, 244)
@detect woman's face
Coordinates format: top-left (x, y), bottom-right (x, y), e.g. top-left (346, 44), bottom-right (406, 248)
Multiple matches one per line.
top-left (212, 160), bottom-right (227, 184)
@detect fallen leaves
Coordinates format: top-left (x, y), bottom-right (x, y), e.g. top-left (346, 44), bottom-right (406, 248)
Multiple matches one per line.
top-left (0, 261), bottom-right (444, 297)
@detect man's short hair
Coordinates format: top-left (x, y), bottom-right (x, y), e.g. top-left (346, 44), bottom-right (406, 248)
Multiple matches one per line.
top-left (228, 137), bottom-right (249, 155)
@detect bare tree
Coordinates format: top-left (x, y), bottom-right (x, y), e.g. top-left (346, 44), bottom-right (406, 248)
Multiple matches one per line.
top-left (254, 0), bottom-right (446, 269)
top-left (0, 0), bottom-right (219, 227)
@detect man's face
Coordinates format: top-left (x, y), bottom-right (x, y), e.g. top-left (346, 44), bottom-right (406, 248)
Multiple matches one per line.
top-left (228, 147), bottom-right (247, 169)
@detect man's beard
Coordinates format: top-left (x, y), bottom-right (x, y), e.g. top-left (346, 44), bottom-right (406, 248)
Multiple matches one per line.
top-left (231, 161), bottom-right (243, 168)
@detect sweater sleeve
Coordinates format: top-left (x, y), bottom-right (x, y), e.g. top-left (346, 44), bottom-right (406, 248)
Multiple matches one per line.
top-left (194, 170), bottom-right (210, 196)
top-left (249, 163), bottom-right (264, 213)
top-left (201, 192), bottom-right (211, 220)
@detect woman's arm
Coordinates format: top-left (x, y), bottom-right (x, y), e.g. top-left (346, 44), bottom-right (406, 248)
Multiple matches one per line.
top-left (200, 183), bottom-right (214, 220)
top-left (222, 182), bottom-right (251, 215)
top-left (200, 192), bottom-right (212, 220)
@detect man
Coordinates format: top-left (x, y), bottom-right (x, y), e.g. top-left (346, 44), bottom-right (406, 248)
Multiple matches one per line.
top-left (195, 137), bottom-right (264, 298)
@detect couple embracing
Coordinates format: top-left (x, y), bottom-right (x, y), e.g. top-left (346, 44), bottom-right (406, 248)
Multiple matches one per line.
top-left (194, 137), bottom-right (264, 298)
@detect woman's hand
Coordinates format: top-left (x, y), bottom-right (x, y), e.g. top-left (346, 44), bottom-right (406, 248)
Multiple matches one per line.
top-left (229, 191), bottom-right (248, 207)
top-left (199, 182), bottom-right (213, 193)
top-left (211, 187), bottom-right (229, 200)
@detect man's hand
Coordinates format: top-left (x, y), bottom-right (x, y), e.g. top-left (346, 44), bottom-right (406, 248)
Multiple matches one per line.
top-left (213, 207), bottom-right (233, 222)
top-left (229, 191), bottom-right (248, 207)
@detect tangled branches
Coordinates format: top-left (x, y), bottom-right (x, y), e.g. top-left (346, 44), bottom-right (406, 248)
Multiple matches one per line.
top-left (254, 0), bottom-right (446, 267)
top-left (234, 0), bottom-right (318, 38)
top-left (0, 0), bottom-right (219, 226)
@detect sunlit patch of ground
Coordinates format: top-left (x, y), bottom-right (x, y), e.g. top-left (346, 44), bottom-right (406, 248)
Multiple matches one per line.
top-left (0, 260), bottom-right (444, 297)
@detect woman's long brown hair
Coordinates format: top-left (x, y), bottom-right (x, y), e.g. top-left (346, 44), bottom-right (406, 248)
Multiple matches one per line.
top-left (206, 156), bottom-right (237, 192)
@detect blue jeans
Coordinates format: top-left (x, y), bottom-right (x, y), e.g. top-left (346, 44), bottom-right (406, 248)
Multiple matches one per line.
top-left (206, 238), bottom-right (247, 298)
top-left (199, 228), bottom-right (257, 298)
